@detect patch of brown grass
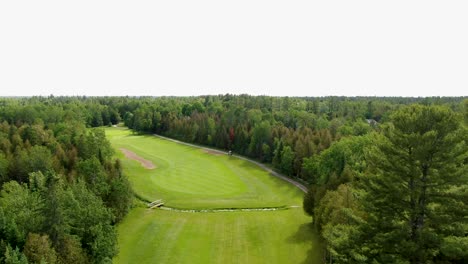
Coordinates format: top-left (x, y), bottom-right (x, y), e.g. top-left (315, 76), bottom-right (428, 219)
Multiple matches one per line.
top-left (120, 148), bottom-right (156, 169)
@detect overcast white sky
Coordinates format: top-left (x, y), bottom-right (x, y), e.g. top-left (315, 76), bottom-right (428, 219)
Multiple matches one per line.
top-left (0, 1), bottom-right (467, 97)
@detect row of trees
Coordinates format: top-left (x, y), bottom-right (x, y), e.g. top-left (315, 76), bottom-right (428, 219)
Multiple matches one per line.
top-left (120, 95), bottom-right (465, 182)
top-left (120, 96), bottom-right (380, 180)
top-left (0, 98), bottom-right (133, 264)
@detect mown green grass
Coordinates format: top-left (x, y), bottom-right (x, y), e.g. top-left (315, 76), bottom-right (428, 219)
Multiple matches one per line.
top-left (115, 208), bottom-right (321, 264)
top-left (106, 128), bottom-right (303, 209)
top-left (107, 128), bottom-right (321, 263)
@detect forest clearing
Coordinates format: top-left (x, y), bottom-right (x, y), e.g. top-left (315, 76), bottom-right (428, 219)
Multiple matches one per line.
top-left (107, 127), bottom-right (321, 264)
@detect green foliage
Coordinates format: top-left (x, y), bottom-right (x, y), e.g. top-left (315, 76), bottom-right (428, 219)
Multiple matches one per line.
top-left (13, 146), bottom-right (53, 183)
top-left (41, 173), bottom-right (68, 245)
top-left (356, 105), bottom-right (468, 263)
top-left (0, 208), bottom-right (21, 249)
top-left (3, 244), bottom-right (28, 264)
top-left (316, 185), bottom-right (365, 263)
top-left (463, 99), bottom-right (468, 126)
top-left (302, 135), bottom-right (371, 222)
top-left (248, 121), bottom-right (272, 159)
top-left (55, 235), bottom-right (89, 264)
top-left (123, 112), bottom-right (134, 129)
top-left (0, 154), bottom-right (8, 185)
top-left (64, 181), bottom-right (117, 263)
top-left (440, 236), bottom-right (468, 259)
top-left (303, 105), bottom-right (468, 263)
top-left (261, 143), bottom-right (272, 162)
top-left (77, 129), bottom-right (114, 162)
top-left (0, 181), bottom-right (45, 243)
top-left (272, 139), bottom-right (283, 169)
top-left (302, 190), bottom-right (315, 216)
top-left (0, 98), bottom-right (132, 263)
top-left (315, 184), bottom-right (360, 230)
top-left (23, 233), bottom-right (57, 264)
top-left (77, 157), bottom-right (109, 197)
top-left (280, 146), bottom-right (295, 176)
top-left (105, 173), bottom-right (133, 223)
top-left (301, 156), bottom-right (319, 184)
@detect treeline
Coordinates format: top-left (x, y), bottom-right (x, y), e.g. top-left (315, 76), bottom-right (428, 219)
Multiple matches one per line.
top-left (120, 95), bottom-right (465, 180)
top-left (0, 98), bottom-right (132, 263)
top-left (2, 95), bottom-right (464, 183)
top-left (2, 95), bottom-right (462, 171)
top-left (0, 96), bottom-right (121, 128)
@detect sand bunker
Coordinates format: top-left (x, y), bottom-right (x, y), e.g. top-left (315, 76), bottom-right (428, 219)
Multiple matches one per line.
top-left (120, 148), bottom-right (156, 169)
top-left (203, 149), bottom-right (224, 156)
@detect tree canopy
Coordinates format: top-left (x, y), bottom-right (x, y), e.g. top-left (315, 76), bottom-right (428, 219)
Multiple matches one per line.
top-left (305, 104), bottom-right (467, 263)
top-left (0, 97), bottom-right (133, 264)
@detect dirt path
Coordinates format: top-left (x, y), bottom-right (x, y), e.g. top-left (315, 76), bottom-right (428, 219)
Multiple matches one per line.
top-left (153, 134), bottom-right (309, 193)
top-left (120, 148), bottom-right (156, 169)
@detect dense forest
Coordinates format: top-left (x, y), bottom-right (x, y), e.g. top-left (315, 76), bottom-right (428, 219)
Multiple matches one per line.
top-left (0, 95), bottom-right (466, 263)
top-left (0, 97), bottom-right (133, 264)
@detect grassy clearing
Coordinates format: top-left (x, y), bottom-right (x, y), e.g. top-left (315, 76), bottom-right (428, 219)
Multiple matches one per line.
top-left (107, 128), bottom-right (321, 263)
top-left (106, 128), bottom-right (303, 209)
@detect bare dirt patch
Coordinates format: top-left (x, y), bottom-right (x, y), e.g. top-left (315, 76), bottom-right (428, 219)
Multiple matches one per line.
top-left (204, 149), bottom-right (224, 156)
top-left (120, 148), bottom-right (156, 169)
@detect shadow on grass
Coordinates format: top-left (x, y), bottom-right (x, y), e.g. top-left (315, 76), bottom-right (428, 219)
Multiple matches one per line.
top-left (287, 222), bottom-right (323, 264)
top-left (287, 222), bottom-right (314, 243)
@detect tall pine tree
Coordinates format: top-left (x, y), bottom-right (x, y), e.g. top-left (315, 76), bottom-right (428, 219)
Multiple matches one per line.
top-left (358, 105), bottom-right (467, 263)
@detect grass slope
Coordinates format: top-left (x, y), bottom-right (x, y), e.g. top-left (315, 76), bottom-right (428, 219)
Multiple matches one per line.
top-left (107, 128), bottom-right (321, 263)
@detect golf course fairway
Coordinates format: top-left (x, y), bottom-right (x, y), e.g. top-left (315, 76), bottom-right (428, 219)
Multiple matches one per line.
top-left (107, 128), bottom-right (321, 263)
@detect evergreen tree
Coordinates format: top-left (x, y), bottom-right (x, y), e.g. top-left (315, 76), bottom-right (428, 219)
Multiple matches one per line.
top-left (3, 244), bottom-right (28, 264)
top-left (357, 105), bottom-right (468, 263)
